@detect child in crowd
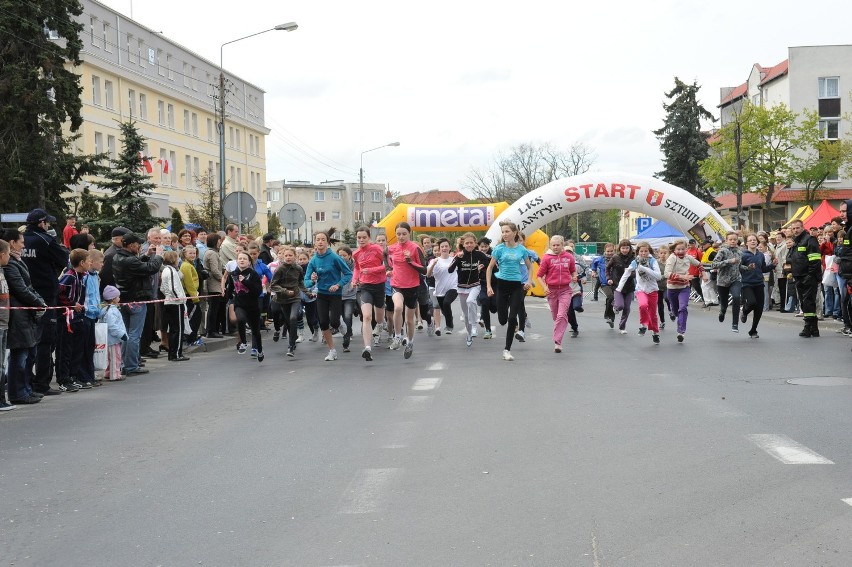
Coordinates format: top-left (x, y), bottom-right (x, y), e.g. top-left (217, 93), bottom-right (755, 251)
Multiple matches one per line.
top-left (536, 235), bottom-right (577, 353)
top-left (57, 249), bottom-right (91, 390)
top-left (269, 246), bottom-right (306, 358)
top-left (616, 241), bottom-right (663, 344)
top-left (80, 249), bottom-right (104, 385)
top-left (0, 239), bottom-right (11, 410)
top-left (101, 285), bottom-right (127, 380)
top-left (297, 251), bottom-right (320, 342)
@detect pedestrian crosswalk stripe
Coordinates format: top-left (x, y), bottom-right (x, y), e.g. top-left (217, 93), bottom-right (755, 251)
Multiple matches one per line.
top-left (747, 434), bottom-right (834, 464)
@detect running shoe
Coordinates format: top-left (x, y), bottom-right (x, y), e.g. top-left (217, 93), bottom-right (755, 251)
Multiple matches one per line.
top-left (652, 334), bottom-right (660, 345)
top-left (677, 333), bottom-right (684, 343)
top-left (731, 325), bottom-right (739, 333)
top-left (343, 345), bottom-right (351, 353)
top-left (619, 329), bottom-right (627, 335)
top-left (389, 336), bottom-right (402, 350)
top-left (466, 335), bottom-right (473, 347)
top-left (554, 344), bottom-right (562, 353)
top-left (470, 328), bottom-right (478, 338)
top-left (251, 348), bottom-right (258, 358)
top-left (570, 330), bottom-right (579, 338)
top-left (59, 382), bottom-right (80, 392)
top-left (606, 318), bottom-right (614, 329)
top-left (78, 381), bottom-right (93, 389)
top-left (637, 327), bottom-right (647, 336)
top-left (287, 346), bottom-right (295, 358)
top-left (296, 333), bottom-right (304, 343)
top-left (741, 311), bottom-right (748, 324)
top-left (515, 330), bottom-right (525, 342)
top-left (416, 321), bottom-right (424, 330)
top-left (483, 330), bottom-right (493, 339)
top-left (444, 327), bottom-right (453, 335)
top-left (0, 402), bottom-right (16, 411)
top-left (362, 347), bottom-right (373, 361)
top-left (669, 312), bottom-right (676, 321)
top-left (310, 329), bottom-right (320, 342)
top-left (273, 330), bottom-right (280, 342)
top-left (427, 321), bottom-right (435, 336)
top-left (324, 348), bottom-right (338, 361)
top-left (525, 319), bottom-right (531, 329)
top-left (403, 341), bottom-right (413, 359)
top-left (237, 343), bottom-right (247, 354)
top-left (502, 349), bottom-right (514, 361)
top-left (748, 331), bottom-right (759, 339)
top-left (660, 322), bottom-right (665, 330)
top-left (257, 351), bottom-right (265, 362)
top-left (718, 310), bottom-right (725, 323)
top-left (435, 328), bottom-right (442, 337)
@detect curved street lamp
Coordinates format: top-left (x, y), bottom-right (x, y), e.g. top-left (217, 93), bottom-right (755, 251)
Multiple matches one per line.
top-left (359, 142), bottom-right (400, 224)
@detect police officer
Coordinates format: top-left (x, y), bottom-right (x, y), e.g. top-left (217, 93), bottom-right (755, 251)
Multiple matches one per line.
top-left (22, 208), bottom-right (70, 395)
top-left (787, 219), bottom-right (822, 338)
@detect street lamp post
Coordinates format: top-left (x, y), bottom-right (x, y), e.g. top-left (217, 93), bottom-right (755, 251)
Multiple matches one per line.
top-left (359, 142), bottom-right (400, 225)
top-left (219, 22), bottom-right (297, 232)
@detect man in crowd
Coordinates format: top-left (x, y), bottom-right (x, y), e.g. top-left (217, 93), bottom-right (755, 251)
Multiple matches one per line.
top-left (219, 224), bottom-right (239, 265)
top-left (788, 219), bottom-right (822, 338)
top-left (140, 228), bottom-right (163, 358)
top-left (99, 226), bottom-right (130, 292)
top-left (23, 209), bottom-right (69, 396)
top-left (113, 233), bottom-right (163, 375)
top-left (195, 229), bottom-right (209, 259)
top-left (259, 233), bottom-right (275, 265)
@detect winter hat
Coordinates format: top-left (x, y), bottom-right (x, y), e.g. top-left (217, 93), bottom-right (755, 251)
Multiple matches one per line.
top-left (102, 285), bottom-right (120, 301)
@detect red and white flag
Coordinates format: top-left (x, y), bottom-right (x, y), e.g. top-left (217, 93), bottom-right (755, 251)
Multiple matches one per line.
top-left (138, 151), bottom-right (153, 174)
top-left (156, 158), bottom-right (170, 174)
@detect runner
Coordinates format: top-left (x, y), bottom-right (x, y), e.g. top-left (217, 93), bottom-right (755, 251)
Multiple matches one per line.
top-left (476, 238), bottom-right (497, 340)
top-left (386, 222), bottom-right (428, 359)
top-left (606, 240), bottom-right (636, 334)
top-left (336, 246), bottom-right (357, 352)
top-left (449, 232), bottom-right (490, 347)
top-left (664, 240), bottom-right (701, 342)
top-left (352, 226), bottom-right (386, 361)
top-left (375, 232), bottom-right (395, 344)
top-left (615, 241), bottom-right (662, 344)
top-left (268, 246), bottom-right (306, 357)
top-left (231, 251), bottom-right (264, 362)
top-left (302, 230), bottom-right (353, 362)
top-left (537, 235), bottom-right (577, 353)
top-left (740, 233), bottom-right (775, 338)
top-left (656, 244), bottom-right (670, 330)
top-left (591, 243), bottom-right (616, 328)
top-left (426, 239), bottom-right (456, 336)
top-left (486, 221), bottom-right (534, 361)
top-left (711, 231), bottom-right (744, 333)
top-left (296, 251), bottom-right (320, 342)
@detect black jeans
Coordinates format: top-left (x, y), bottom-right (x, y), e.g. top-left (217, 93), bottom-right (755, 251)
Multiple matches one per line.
top-left (717, 281), bottom-right (742, 323)
top-left (206, 295), bottom-right (222, 335)
top-left (437, 291), bottom-right (456, 329)
top-left (741, 285), bottom-right (765, 333)
top-left (272, 301), bottom-right (301, 348)
top-left (235, 304), bottom-right (262, 351)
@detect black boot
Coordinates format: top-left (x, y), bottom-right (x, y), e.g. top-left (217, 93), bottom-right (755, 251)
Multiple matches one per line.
top-left (810, 317), bottom-right (820, 337)
top-left (799, 317), bottom-right (817, 337)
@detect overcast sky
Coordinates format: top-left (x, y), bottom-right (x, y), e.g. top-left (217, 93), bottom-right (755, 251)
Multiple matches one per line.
top-left (103, 0), bottom-right (852, 197)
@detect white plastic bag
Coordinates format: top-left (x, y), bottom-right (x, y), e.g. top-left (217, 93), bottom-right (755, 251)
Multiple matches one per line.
top-left (93, 322), bottom-right (108, 370)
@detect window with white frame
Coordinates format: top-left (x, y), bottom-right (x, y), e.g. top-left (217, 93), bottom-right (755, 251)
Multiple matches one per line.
top-left (208, 160), bottom-right (214, 178)
top-left (166, 54), bottom-right (173, 80)
top-left (92, 75), bottom-right (101, 105)
top-left (128, 89), bottom-right (136, 117)
top-left (107, 135), bottom-right (116, 159)
top-left (89, 17), bottom-right (98, 47)
top-left (102, 22), bottom-right (111, 52)
top-left (167, 103), bottom-right (174, 129)
top-left (207, 118), bottom-right (213, 141)
top-left (191, 113), bottom-right (198, 137)
top-left (169, 151), bottom-right (177, 185)
top-left (372, 191), bottom-right (382, 202)
top-left (94, 131), bottom-right (103, 155)
top-left (157, 49), bottom-right (164, 76)
top-left (160, 149), bottom-right (168, 183)
top-left (315, 191), bottom-right (325, 201)
top-left (139, 93), bottom-right (147, 120)
top-left (193, 157), bottom-right (200, 185)
top-left (157, 100), bottom-right (164, 125)
top-left (183, 110), bottom-right (190, 134)
top-left (315, 211), bottom-right (326, 222)
top-left (183, 62), bottom-right (190, 87)
top-left (332, 211), bottom-right (341, 221)
top-left (236, 168), bottom-right (242, 190)
top-left (354, 191), bottom-right (362, 202)
top-left (370, 211), bottom-right (382, 222)
top-left (354, 211), bottom-right (363, 222)
top-left (185, 155), bottom-right (192, 188)
top-left (137, 39), bottom-right (144, 68)
top-left (191, 66), bottom-right (197, 90)
top-left (104, 80), bottom-right (113, 109)
top-left (235, 129), bottom-right (241, 150)
top-left (126, 35), bottom-right (135, 64)
top-left (269, 190), bottom-right (281, 202)
top-left (332, 191), bottom-right (341, 200)
top-left (819, 119), bottom-right (840, 140)
top-left (818, 77), bottom-right (839, 99)
top-left (229, 126), bottom-right (234, 147)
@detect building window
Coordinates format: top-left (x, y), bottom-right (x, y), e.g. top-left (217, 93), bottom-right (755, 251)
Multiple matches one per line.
top-left (372, 191), bottom-right (382, 202)
top-left (128, 89), bottom-right (136, 117)
top-left (208, 160), bottom-right (214, 177)
top-left (157, 100), bottom-right (164, 125)
top-left (332, 211), bottom-right (341, 221)
top-left (230, 166), bottom-right (236, 189)
top-left (819, 119), bottom-right (840, 140)
top-left (229, 126), bottom-right (234, 147)
top-left (102, 22), bottom-right (111, 52)
top-left (193, 157), bottom-right (200, 186)
top-left (107, 135), bottom-right (116, 159)
top-left (126, 34), bottom-right (135, 64)
top-left (104, 80), bottom-right (114, 109)
top-left (191, 113), bottom-right (198, 137)
top-left (370, 211), bottom-right (382, 222)
top-left (235, 129), bottom-right (241, 151)
top-left (185, 155), bottom-right (192, 188)
top-left (818, 77), bottom-right (839, 99)
top-left (183, 62), bottom-right (190, 87)
top-left (190, 66), bottom-right (197, 90)
top-left (354, 211), bottom-right (363, 222)
top-left (94, 131), bottom-right (103, 157)
top-left (160, 149), bottom-right (168, 184)
top-left (236, 167), bottom-right (242, 191)
top-left (137, 39), bottom-right (145, 68)
top-left (166, 54), bottom-right (173, 80)
top-left (269, 190), bottom-right (281, 202)
top-left (89, 16), bottom-right (98, 46)
top-left (139, 93), bottom-right (147, 120)
top-left (157, 49), bottom-right (164, 76)
top-left (167, 104), bottom-right (175, 129)
top-left (314, 191), bottom-right (325, 201)
top-left (183, 110), bottom-right (190, 134)
top-left (354, 191), bottom-right (362, 202)
top-left (315, 211), bottom-right (326, 222)
top-left (332, 191), bottom-right (341, 200)
top-left (91, 75), bottom-right (101, 106)
top-left (169, 151), bottom-right (177, 186)
top-left (207, 118), bottom-right (213, 142)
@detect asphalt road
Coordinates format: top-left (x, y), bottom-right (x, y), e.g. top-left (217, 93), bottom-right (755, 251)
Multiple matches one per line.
top-left (2, 297), bottom-right (851, 566)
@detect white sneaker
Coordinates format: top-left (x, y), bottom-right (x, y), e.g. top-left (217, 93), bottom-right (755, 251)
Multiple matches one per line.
top-left (470, 328), bottom-right (478, 338)
top-left (310, 329), bottom-right (319, 342)
top-left (295, 333), bottom-right (304, 343)
top-left (324, 348), bottom-right (338, 361)
top-left (444, 327), bottom-right (453, 335)
top-left (389, 336), bottom-right (402, 350)
top-left (502, 349), bottom-right (514, 361)
top-left (416, 321), bottom-right (424, 330)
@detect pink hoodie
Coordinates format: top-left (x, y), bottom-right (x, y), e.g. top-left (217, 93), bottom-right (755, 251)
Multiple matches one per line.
top-left (537, 250), bottom-right (576, 288)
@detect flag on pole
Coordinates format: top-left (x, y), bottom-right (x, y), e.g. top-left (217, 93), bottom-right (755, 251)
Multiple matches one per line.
top-left (138, 151), bottom-right (153, 174)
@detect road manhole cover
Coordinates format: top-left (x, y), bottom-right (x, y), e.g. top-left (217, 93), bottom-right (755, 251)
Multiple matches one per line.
top-left (786, 377), bottom-right (852, 386)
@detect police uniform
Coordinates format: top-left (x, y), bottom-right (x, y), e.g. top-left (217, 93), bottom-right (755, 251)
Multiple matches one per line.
top-left (789, 229), bottom-right (822, 337)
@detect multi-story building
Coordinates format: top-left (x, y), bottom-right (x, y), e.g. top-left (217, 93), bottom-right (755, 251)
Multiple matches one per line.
top-left (70, 0), bottom-right (270, 231)
top-left (715, 44), bottom-right (852, 231)
top-left (265, 180), bottom-right (394, 244)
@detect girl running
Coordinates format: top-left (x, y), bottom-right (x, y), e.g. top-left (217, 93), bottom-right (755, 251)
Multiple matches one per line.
top-left (740, 233), bottom-right (775, 338)
top-left (231, 251), bottom-right (264, 361)
top-left (386, 222), bottom-right (428, 359)
top-left (297, 251), bottom-right (320, 342)
top-left (337, 246), bottom-right (357, 352)
top-left (352, 226), bottom-right (387, 361)
top-left (427, 239), bottom-right (456, 336)
top-left (449, 232), bottom-right (490, 347)
top-left (537, 235), bottom-right (577, 353)
top-left (656, 245), bottom-right (670, 329)
top-left (606, 240), bottom-right (636, 334)
top-left (375, 232), bottom-right (395, 345)
top-left (664, 240), bottom-right (701, 342)
top-left (269, 246), bottom-right (306, 357)
top-left (302, 230), bottom-right (353, 361)
top-left (711, 231), bottom-right (744, 332)
top-left (486, 221), bottom-right (533, 361)
top-left (616, 241), bottom-right (662, 344)
top-left (477, 238), bottom-right (497, 339)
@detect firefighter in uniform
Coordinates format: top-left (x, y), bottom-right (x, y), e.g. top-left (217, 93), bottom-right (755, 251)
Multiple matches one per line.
top-left (787, 220), bottom-right (822, 337)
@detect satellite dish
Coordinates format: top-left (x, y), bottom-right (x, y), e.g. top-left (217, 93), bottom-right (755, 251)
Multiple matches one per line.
top-left (222, 191), bottom-right (256, 224)
top-left (279, 203), bottom-right (306, 230)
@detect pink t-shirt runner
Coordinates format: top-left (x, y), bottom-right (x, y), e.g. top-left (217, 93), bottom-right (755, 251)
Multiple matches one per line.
top-left (387, 240), bottom-right (424, 289)
top-left (352, 243), bottom-right (387, 285)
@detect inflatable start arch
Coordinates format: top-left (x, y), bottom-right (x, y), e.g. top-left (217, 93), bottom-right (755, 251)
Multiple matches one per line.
top-left (484, 171), bottom-right (733, 247)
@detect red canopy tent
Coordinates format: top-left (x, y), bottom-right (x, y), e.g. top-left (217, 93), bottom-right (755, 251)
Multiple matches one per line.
top-left (803, 200), bottom-right (841, 229)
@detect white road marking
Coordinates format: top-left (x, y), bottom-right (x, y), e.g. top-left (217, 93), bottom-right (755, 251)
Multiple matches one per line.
top-left (747, 434), bottom-right (834, 464)
top-left (337, 468), bottom-right (401, 514)
top-left (843, 498), bottom-right (852, 507)
top-left (412, 377), bottom-right (442, 391)
top-left (395, 396), bottom-right (433, 412)
top-left (378, 421), bottom-right (418, 449)
top-left (427, 362), bottom-right (446, 371)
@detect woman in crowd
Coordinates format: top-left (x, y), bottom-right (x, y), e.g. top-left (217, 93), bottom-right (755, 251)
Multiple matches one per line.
top-left (606, 240), bottom-right (635, 334)
top-left (615, 241), bottom-right (662, 344)
top-left (740, 233), bottom-right (775, 338)
top-left (427, 238), bottom-right (456, 336)
top-left (180, 245), bottom-right (202, 345)
top-left (664, 240), bottom-right (701, 343)
top-left (203, 233), bottom-right (224, 338)
top-left (712, 231), bottom-right (744, 332)
top-left (160, 251), bottom-right (190, 362)
top-left (297, 250), bottom-right (320, 342)
top-left (177, 229), bottom-right (194, 253)
top-left (536, 234), bottom-right (577, 353)
top-left (486, 221), bottom-right (533, 361)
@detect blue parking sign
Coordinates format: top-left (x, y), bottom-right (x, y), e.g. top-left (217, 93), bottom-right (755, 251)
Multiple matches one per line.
top-left (636, 217), bottom-right (652, 233)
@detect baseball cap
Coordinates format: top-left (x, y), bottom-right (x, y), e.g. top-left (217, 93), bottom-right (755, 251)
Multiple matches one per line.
top-left (26, 208), bottom-right (57, 224)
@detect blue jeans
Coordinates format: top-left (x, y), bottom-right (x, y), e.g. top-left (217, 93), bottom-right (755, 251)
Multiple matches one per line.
top-left (7, 347), bottom-right (36, 401)
top-left (824, 285), bottom-right (840, 318)
top-left (121, 303), bottom-right (147, 372)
